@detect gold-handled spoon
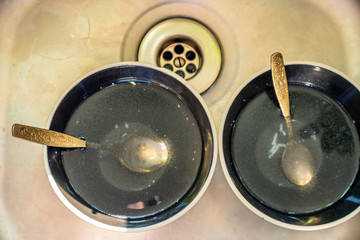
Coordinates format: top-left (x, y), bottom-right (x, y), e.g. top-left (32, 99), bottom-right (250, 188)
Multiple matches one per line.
top-left (271, 52), bottom-right (314, 186)
top-left (12, 123), bottom-right (169, 173)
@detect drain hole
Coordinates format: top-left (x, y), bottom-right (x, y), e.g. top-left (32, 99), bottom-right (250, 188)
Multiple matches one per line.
top-left (174, 45), bottom-right (184, 54)
top-left (186, 51), bottom-right (196, 61)
top-left (175, 70), bottom-right (185, 78)
top-left (163, 51), bottom-right (173, 61)
top-left (163, 64), bottom-right (173, 71)
top-left (186, 64), bottom-right (197, 73)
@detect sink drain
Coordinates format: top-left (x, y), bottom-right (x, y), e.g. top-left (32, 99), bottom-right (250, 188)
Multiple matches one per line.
top-left (138, 18), bottom-right (221, 94)
top-left (120, 2), bottom-right (240, 106)
top-left (159, 42), bottom-right (201, 80)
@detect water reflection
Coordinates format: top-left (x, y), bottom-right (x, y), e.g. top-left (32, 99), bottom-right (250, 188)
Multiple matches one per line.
top-left (127, 195), bottom-right (161, 210)
top-left (346, 195), bottom-right (360, 204)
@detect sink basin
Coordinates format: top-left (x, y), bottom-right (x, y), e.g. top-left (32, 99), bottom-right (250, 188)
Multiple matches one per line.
top-left (1, 0), bottom-right (360, 238)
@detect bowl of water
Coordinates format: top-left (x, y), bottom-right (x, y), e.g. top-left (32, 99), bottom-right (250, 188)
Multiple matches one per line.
top-left (220, 63), bottom-right (360, 230)
top-left (45, 62), bottom-right (217, 231)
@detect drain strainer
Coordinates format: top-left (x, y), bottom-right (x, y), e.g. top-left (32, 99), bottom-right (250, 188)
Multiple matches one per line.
top-left (138, 18), bottom-right (221, 94)
top-left (159, 42), bottom-right (201, 80)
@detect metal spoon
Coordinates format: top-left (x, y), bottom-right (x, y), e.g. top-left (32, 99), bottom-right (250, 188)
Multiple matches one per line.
top-left (271, 52), bottom-right (314, 186)
top-left (12, 123), bottom-right (169, 173)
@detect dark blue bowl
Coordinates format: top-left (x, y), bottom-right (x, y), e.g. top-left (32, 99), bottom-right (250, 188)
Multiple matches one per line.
top-left (220, 63), bottom-right (360, 230)
top-left (45, 62), bottom-right (217, 231)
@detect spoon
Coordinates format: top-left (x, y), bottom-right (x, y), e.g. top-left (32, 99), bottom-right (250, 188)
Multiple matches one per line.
top-left (271, 52), bottom-right (314, 186)
top-left (12, 123), bottom-right (169, 173)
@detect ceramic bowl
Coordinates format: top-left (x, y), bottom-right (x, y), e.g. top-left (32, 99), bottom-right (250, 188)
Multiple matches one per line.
top-left (220, 63), bottom-right (360, 230)
top-left (45, 62), bottom-right (217, 232)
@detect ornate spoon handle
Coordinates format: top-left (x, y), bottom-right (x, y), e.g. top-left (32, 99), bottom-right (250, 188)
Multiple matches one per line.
top-left (271, 52), bottom-right (294, 139)
top-left (12, 123), bottom-right (86, 148)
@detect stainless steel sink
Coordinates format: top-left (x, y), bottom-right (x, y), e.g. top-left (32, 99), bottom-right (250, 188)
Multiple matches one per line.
top-left (1, 0), bottom-right (360, 238)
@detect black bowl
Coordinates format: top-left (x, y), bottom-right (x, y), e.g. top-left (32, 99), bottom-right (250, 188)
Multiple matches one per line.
top-left (45, 62), bottom-right (217, 231)
top-left (220, 63), bottom-right (360, 230)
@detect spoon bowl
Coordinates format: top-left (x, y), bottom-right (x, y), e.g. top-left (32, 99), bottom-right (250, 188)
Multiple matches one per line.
top-left (282, 140), bottom-right (314, 186)
top-left (88, 134), bottom-right (169, 173)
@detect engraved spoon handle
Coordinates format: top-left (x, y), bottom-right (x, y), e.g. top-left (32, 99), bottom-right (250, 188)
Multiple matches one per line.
top-left (271, 52), bottom-right (294, 139)
top-left (12, 123), bottom-right (86, 148)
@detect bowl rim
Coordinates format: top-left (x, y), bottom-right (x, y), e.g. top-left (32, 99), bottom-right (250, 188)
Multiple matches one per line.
top-left (43, 61), bottom-right (218, 232)
top-left (219, 61), bottom-right (360, 231)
